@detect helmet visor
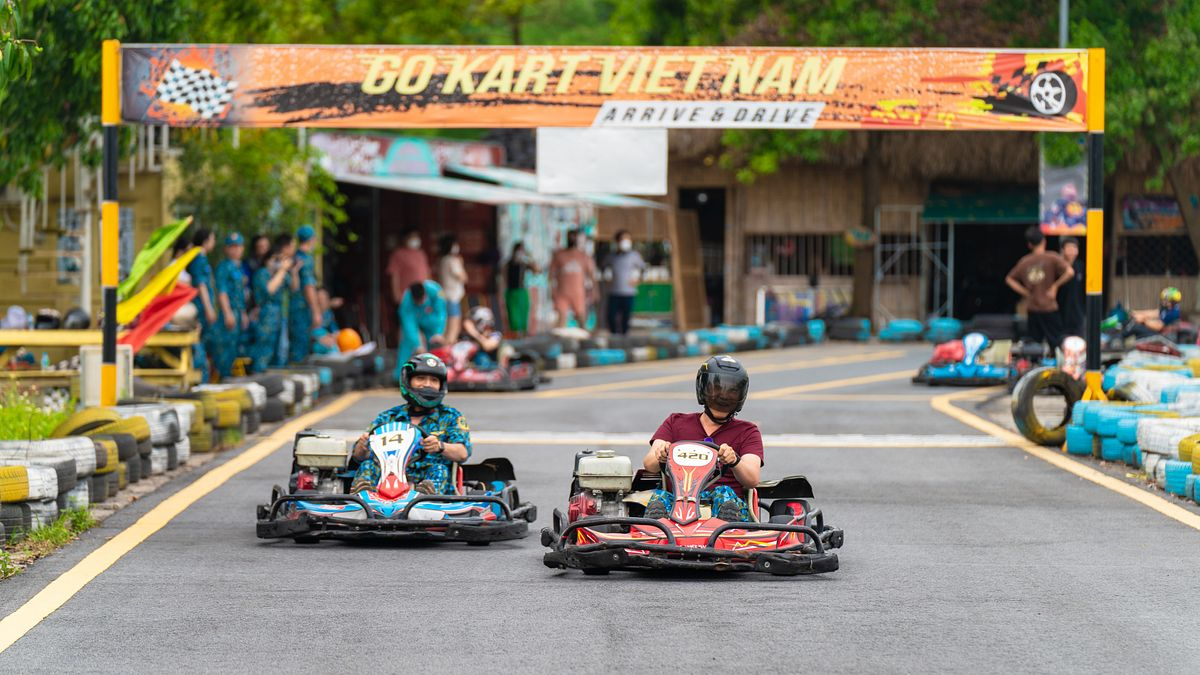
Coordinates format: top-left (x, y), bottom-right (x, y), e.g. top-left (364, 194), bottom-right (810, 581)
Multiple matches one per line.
top-left (703, 375), bottom-right (748, 411)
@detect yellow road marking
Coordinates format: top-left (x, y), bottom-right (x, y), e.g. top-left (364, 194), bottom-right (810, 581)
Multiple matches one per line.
top-left (0, 392), bottom-right (369, 654)
top-left (535, 349), bottom-right (908, 399)
top-left (931, 389), bottom-right (1200, 533)
top-left (755, 369), bottom-right (914, 399)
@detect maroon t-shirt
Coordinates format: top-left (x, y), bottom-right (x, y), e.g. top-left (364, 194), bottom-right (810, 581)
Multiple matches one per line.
top-left (651, 413), bottom-right (764, 495)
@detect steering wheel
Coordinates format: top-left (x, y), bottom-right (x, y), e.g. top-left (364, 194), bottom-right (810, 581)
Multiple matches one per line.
top-left (658, 439), bottom-right (723, 490)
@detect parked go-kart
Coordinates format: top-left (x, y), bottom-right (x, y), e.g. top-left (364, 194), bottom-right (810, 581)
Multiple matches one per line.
top-left (256, 421), bottom-right (536, 544)
top-left (541, 441), bottom-right (843, 576)
top-left (912, 332), bottom-right (1014, 387)
top-left (431, 341), bottom-right (541, 392)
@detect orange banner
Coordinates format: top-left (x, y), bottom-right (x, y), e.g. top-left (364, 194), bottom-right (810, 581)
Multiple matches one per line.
top-left (121, 45), bottom-right (1089, 131)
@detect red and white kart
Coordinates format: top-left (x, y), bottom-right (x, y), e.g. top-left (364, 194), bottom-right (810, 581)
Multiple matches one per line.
top-left (431, 341), bottom-right (540, 392)
top-left (541, 441), bottom-right (843, 576)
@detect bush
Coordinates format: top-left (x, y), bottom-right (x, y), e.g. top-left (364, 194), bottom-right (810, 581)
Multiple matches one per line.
top-left (0, 389), bottom-right (74, 441)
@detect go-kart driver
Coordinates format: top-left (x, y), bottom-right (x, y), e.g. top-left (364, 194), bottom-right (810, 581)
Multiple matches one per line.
top-left (641, 355), bottom-right (763, 523)
top-left (462, 306), bottom-right (514, 369)
top-left (349, 353), bottom-right (471, 495)
top-left (1125, 286), bottom-right (1183, 338)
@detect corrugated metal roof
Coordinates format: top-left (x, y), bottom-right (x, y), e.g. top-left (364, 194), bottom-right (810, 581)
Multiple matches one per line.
top-left (332, 172), bottom-right (581, 206)
top-left (446, 164), bottom-right (667, 210)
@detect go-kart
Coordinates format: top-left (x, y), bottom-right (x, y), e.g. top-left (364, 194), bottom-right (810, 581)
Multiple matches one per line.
top-left (541, 442), bottom-right (843, 576)
top-left (256, 422), bottom-right (536, 544)
top-left (430, 341), bottom-right (541, 392)
top-left (912, 332), bottom-right (1014, 386)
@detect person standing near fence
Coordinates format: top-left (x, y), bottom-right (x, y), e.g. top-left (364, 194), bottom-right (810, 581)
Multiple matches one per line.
top-left (1005, 227), bottom-right (1074, 351)
top-left (249, 234), bottom-right (293, 372)
top-left (602, 230), bottom-right (646, 335)
top-left (186, 229), bottom-right (217, 382)
top-left (1057, 236), bottom-right (1085, 338)
top-left (505, 241), bottom-right (538, 337)
top-left (288, 225), bottom-right (322, 364)
top-left (212, 232), bottom-right (248, 378)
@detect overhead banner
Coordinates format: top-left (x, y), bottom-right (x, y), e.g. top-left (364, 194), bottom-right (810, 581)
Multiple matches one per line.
top-left (121, 45), bottom-right (1089, 131)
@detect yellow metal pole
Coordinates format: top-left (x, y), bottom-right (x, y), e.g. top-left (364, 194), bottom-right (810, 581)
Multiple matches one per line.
top-left (1082, 48), bottom-right (1106, 401)
top-left (101, 40), bottom-right (121, 406)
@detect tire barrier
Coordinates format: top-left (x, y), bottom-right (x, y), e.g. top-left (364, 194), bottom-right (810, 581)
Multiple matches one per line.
top-left (1011, 367), bottom-right (1085, 446)
top-left (1044, 345), bottom-right (1200, 505)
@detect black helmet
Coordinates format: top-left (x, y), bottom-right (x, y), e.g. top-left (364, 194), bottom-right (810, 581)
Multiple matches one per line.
top-left (33, 308), bottom-right (62, 330)
top-left (696, 355), bottom-right (749, 424)
top-left (400, 353), bottom-right (448, 412)
top-left (63, 307), bottom-right (91, 329)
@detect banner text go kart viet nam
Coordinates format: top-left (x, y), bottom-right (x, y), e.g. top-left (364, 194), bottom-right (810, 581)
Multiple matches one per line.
top-left (121, 45), bottom-right (1089, 131)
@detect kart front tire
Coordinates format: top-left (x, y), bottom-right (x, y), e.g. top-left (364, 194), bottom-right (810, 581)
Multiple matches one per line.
top-left (582, 568), bottom-right (609, 575)
top-left (467, 540), bottom-right (490, 547)
top-left (293, 536), bottom-right (319, 544)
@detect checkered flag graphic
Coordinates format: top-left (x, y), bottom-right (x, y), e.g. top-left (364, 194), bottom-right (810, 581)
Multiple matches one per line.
top-left (155, 59), bottom-right (237, 120)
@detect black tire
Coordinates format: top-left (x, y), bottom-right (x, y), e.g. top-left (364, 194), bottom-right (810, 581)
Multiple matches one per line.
top-left (294, 536), bottom-right (319, 544)
top-left (0, 503), bottom-right (32, 534)
top-left (467, 540), bottom-right (491, 547)
top-left (137, 438), bottom-right (153, 459)
top-left (261, 398), bottom-right (286, 423)
top-left (46, 458), bottom-right (77, 495)
top-left (89, 474), bottom-right (109, 503)
top-left (106, 471), bottom-right (120, 495)
top-left (93, 433), bottom-right (138, 461)
top-left (126, 455), bottom-right (142, 484)
top-left (166, 444), bottom-right (179, 471)
top-left (581, 568), bottom-right (610, 575)
top-left (1011, 366), bottom-right (1085, 446)
top-left (244, 410), bottom-right (261, 435)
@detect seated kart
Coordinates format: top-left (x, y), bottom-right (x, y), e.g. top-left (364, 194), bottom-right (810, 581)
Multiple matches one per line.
top-left (541, 441), bottom-right (843, 576)
top-left (913, 332), bottom-right (1014, 387)
top-left (256, 422), bottom-right (536, 544)
top-left (430, 341), bottom-right (541, 392)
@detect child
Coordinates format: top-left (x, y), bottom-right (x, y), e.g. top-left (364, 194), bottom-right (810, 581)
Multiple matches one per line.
top-left (349, 353), bottom-right (470, 495)
top-left (641, 355), bottom-right (763, 522)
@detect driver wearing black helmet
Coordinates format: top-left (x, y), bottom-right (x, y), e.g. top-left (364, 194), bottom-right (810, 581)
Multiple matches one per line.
top-left (641, 355), bottom-right (763, 522)
top-left (349, 353), bottom-right (471, 495)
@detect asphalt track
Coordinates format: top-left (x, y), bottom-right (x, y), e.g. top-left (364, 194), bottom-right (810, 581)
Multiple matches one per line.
top-left (2, 343), bottom-right (1199, 672)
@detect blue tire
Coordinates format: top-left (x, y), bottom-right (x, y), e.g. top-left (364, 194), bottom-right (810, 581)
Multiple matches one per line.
top-left (1116, 418), bottom-right (1140, 445)
top-left (1163, 460), bottom-right (1191, 496)
top-left (1065, 425), bottom-right (1093, 456)
top-left (1100, 437), bottom-right (1125, 462)
top-left (1122, 443), bottom-right (1142, 468)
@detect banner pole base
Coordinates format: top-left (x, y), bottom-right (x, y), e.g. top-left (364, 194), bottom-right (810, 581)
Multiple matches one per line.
top-left (1081, 370), bottom-right (1107, 401)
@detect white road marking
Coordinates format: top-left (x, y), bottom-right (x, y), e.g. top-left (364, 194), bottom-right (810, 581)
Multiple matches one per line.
top-left (468, 431), bottom-right (1006, 448)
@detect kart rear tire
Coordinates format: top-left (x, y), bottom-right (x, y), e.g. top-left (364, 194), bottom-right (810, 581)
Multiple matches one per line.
top-left (293, 537), bottom-right (319, 544)
top-left (582, 568), bottom-right (609, 575)
top-left (467, 541), bottom-right (491, 547)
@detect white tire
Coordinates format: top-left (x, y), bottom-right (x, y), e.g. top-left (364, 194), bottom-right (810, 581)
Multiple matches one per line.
top-left (63, 482), bottom-right (89, 510)
top-left (148, 447), bottom-right (168, 475)
top-left (0, 437), bottom-right (97, 478)
top-left (175, 436), bottom-right (191, 464)
top-left (28, 499), bottom-right (58, 528)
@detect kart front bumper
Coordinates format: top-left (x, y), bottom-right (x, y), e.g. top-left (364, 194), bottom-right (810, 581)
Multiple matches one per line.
top-left (257, 493), bottom-right (534, 543)
top-left (541, 516), bottom-right (843, 576)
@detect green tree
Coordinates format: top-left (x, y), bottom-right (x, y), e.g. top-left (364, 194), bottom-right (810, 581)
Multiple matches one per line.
top-left (0, 0), bottom-right (40, 98)
top-left (172, 129), bottom-right (346, 246)
top-left (0, 0), bottom-right (190, 193)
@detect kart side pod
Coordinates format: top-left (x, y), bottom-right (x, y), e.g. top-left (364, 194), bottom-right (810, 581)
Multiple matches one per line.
top-left (574, 449), bottom-right (633, 492)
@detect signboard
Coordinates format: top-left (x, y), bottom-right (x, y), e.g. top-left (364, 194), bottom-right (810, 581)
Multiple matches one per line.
top-left (1039, 151), bottom-right (1088, 235)
top-left (1122, 196), bottom-right (1185, 233)
top-left (536, 128), bottom-right (667, 195)
top-left (121, 45), bottom-right (1089, 131)
top-left (309, 132), bottom-right (503, 177)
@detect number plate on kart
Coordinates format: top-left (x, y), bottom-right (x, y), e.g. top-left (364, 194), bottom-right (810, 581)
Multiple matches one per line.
top-left (672, 444), bottom-right (715, 467)
top-left (370, 428), bottom-right (417, 455)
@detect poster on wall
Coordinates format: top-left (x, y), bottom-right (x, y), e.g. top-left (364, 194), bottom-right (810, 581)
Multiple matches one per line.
top-left (1122, 195), bottom-right (1185, 233)
top-left (121, 45), bottom-right (1090, 131)
top-left (1039, 160), bottom-right (1088, 235)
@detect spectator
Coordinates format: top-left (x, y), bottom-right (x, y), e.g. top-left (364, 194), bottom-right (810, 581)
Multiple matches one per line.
top-left (185, 229), bottom-right (217, 382)
top-left (1005, 226), bottom-right (1074, 351)
top-left (550, 229), bottom-right (596, 329)
top-left (244, 234), bottom-right (270, 284)
top-left (1057, 236), bottom-right (1085, 337)
top-left (396, 279), bottom-right (447, 379)
top-left (288, 225), bottom-right (322, 363)
top-left (311, 288), bottom-right (343, 355)
top-left (505, 241), bottom-right (539, 337)
top-left (602, 230), bottom-right (646, 335)
top-left (438, 233), bottom-right (468, 343)
top-left (387, 229), bottom-right (430, 305)
top-left (249, 234), bottom-right (294, 373)
top-left (212, 232), bottom-right (248, 378)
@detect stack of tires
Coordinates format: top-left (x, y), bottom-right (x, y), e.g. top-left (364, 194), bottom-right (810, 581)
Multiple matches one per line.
top-left (114, 404), bottom-right (183, 475)
top-left (0, 436), bottom-right (97, 538)
top-left (827, 317), bottom-right (871, 342)
top-left (192, 384), bottom-right (257, 449)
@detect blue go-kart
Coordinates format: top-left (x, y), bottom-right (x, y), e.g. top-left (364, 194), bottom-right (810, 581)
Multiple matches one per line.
top-left (912, 332), bottom-right (1014, 387)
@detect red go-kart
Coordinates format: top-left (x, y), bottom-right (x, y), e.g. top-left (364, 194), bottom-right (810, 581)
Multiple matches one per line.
top-left (431, 341), bottom-right (540, 392)
top-left (541, 441), bottom-right (843, 576)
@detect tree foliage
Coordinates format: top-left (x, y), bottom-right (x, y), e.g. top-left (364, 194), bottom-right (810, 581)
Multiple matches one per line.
top-left (172, 129), bottom-right (346, 243)
top-left (0, 0), bottom-right (40, 97)
top-left (0, 0), bottom-right (190, 192)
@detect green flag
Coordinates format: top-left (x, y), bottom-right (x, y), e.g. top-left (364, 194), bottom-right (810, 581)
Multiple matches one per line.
top-left (117, 217), bottom-right (192, 301)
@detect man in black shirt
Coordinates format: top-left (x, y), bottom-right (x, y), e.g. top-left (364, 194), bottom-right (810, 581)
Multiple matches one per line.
top-left (1057, 236), bottom-right (1085, 338)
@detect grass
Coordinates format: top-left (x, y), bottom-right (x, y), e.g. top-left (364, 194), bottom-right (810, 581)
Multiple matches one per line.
top-left (1, 507), bottom-right (96, 580)
top-left (0, 388), bottom-right (75, 441)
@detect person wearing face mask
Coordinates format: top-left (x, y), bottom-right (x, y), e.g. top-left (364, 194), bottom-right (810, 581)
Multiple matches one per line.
top-left (387, 229), bottom-right (431, 307)
top-left (186, 228), bottom-right (218, 382)
top-left (437, 233), bottom-right (468, 343)
top-left (249, 234), bottom-right (294, 373)
top-left (348, 353), bottom-right (471, 495)
top-left (550, 229), bottom-right (596, 329)
top-left (602, 230), bottom-right (646, 335)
